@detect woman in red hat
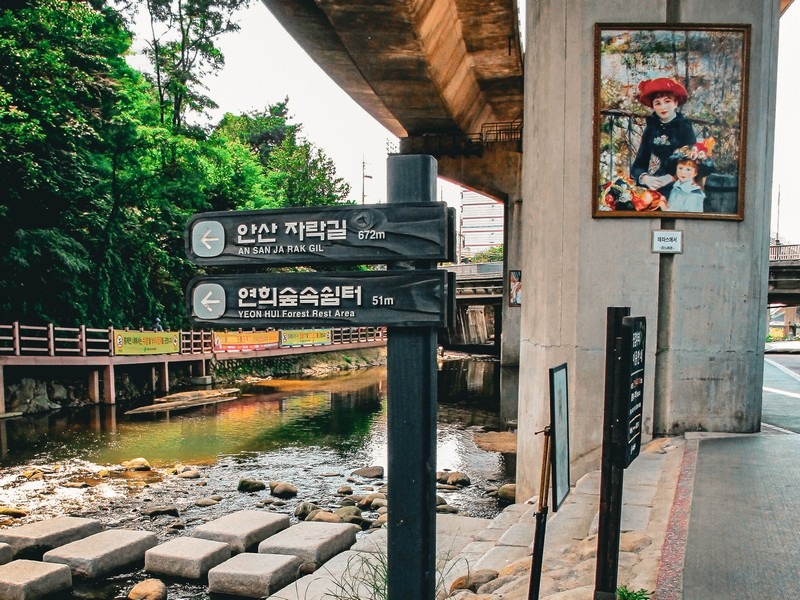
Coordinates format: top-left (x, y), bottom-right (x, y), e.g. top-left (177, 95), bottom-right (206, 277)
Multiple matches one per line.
top-left (630, 77), bottom-right (697, 198)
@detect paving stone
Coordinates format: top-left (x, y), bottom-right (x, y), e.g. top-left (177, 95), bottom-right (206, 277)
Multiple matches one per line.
top-left (0, 543), bottom-right (12, 565)
top-left (0, 516), bottom-right (102, 559)
top-left (43, 529), bottom-right (157, 578)
top-left (192, 510), bottom-right (290, 553)
top-left (145, 536), bottom-right (231, 579)
top-left (498, 522), bottom-right (534, 547)
top-left (208, 552), bottom-right (303, 598)
top-left (0, 559), bottom-right (72, 600)
top-left (258, 522), bottom-right (358, 566)
top-left (266, 550), bottom-right (368, 600)
top-left (474, 544), bottom-right (531, 573)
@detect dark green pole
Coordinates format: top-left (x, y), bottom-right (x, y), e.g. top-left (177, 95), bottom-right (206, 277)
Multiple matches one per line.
top-left (386, 154), bottom-right (438, 600)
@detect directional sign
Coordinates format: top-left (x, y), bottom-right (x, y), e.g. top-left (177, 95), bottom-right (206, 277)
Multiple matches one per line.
top-left (185, 204), bottom-right (455, 267)
top-left (187, 270), bottom-right (451, 328)
top-left (623, 316), bottom-right (646, 468)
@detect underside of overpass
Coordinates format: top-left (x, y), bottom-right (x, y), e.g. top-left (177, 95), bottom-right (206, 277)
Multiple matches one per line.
top-left (259, 0), bottom-right (525, 203)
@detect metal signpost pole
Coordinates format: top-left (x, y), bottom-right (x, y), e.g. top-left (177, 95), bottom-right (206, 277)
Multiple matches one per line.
top-left (594, 306), bottom-right (629, 599)
top-left (386, 154), bottom-right (438, 600)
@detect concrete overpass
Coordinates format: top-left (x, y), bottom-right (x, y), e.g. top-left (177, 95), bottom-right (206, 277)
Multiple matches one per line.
top-left (259, 0), bottom-right (794, 504)
top-left (259, 0), bottom-right (524, 203)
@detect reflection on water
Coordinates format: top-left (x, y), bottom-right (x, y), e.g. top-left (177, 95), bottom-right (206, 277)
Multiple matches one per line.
top-left (0, 360), bottom-right (517, 512)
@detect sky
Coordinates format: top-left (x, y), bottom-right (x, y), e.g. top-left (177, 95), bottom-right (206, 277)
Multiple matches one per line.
top-left (133, 2), bottom-right (796, 235)
top-left (772, 3), bottom-right (800, 243)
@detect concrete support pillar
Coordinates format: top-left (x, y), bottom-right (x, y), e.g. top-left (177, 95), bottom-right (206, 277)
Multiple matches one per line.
top-left (501, 198), bottom-right (524, 366)
top-left (102, 365), bottom-right (116, 405)
top-left (516, 0), bottom-right (777, 501)
top-left (159, 362), bottom-right (169, 394)
top-left (88, 370), bottom-right (100, 404)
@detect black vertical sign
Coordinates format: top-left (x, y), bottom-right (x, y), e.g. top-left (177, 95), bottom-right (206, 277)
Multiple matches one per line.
top-left (623, 316), bottom-right (645, 468)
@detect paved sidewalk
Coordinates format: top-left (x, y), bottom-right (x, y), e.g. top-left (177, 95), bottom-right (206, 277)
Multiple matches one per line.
top-left (270, 436), bottom-right (685, 599)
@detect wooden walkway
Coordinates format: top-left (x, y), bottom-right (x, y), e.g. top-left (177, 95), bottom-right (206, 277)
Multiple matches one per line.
top-left (0, 323), bottom-right (386, 413)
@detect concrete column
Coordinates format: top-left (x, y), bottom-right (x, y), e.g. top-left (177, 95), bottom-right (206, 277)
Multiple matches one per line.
top-left (159, 362), bottom-right (169, 394)
top-left (501, 198), bottom-right (524, 366)
top-left (102, 365), bottom-right (116, 405)
top-left (516, 0), bottom-right (777, 501)
top-left (88, 370), bottom-right (100, 404)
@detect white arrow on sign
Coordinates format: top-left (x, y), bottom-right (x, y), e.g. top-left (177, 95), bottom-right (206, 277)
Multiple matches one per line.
top-left (200, 228), bottom-right (220, 250)
top-left (201, 291), bottom-right (221, 313)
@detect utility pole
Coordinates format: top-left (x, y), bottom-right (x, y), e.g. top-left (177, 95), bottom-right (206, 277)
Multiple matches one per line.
top-left (361, 157), bottom-right (373, 204)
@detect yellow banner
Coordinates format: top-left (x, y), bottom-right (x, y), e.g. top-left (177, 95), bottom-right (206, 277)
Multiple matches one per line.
top-left (113, 330), bottom-right (180, 355)
top-left (213, 330), bottom-right (280, 351)
top-left (280, 329), bottom-right (332, 347)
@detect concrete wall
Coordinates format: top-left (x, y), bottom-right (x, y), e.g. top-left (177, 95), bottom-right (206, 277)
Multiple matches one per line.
top-left (516, 0), bottom-right (778, 500)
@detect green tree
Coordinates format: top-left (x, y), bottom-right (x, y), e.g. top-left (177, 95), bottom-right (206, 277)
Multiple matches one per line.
top-left (471, 245), bottom-right (504, 263)
top-left (0, 0), bottom-right (137, 324)
top-left (137, 0), bottom-right (251, 129)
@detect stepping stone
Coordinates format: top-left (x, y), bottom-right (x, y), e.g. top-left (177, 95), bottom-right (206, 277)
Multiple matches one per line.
top-left (0, 559), bottom-right (72, 600)
top-left (0, 516), bottom-right (102, 559)
top-left (192, 510), bottom-right (290, 553)
top-left (208, 552), bottom-right (303, 598)
top-left (43, 529), bottom-right (157, 578)
top-left (145, 537), bottom-right (231, 579)
top-left (0, 543), bottom-right (11, 565)
top-left (257, 522), bottom-right (359, 566)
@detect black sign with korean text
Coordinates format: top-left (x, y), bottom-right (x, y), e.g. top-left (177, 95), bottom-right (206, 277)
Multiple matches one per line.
top-left (623, 316), bottom-right (646, 468)
top-left (187, 270), bottom-right (450, 328)
top-left (185, 204), bottom-right (455, 267)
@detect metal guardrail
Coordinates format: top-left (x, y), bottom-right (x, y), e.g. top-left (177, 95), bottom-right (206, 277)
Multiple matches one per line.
top-left (770, 245), bottom-right (800, 261)
top-left (441, 262), bottom-right (503, 276)
top-left (0, 324), bottom-right (386, 358)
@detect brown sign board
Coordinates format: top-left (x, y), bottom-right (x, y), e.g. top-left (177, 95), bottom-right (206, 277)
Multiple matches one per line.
top-left (186, 204), bottom-right (455, 267)
top-left (188, 270), bottom-right (451, 328)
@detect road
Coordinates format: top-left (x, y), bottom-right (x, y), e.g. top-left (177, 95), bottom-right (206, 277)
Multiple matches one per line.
top-left (762, 354), bottom-right (800, 432)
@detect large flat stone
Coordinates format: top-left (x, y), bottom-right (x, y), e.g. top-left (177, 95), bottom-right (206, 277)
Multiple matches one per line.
top-left (0, 543), bottom-right (12, 565)
top-left (0, 516), bottom-right (102, 559)
top-left (209, 552), bottom-right (303, 597)
top-left (0, 559), bottom-right (72, 600)
top-left (43, 529), bottom-right (157, 578)
top-left (145, 537), bottom-right (231, 579)
top-left (192, 510), bottom-right (290, 553)
top-left (258, 522), bottom-right (358, 566)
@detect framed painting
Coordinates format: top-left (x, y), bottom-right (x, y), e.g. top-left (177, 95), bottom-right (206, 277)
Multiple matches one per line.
top-left (549, 363), bottom-right (570, 511)
top-left (509, 270), bottom-right (522, 307)
top-left (592, 24), bottom-right (750, 219)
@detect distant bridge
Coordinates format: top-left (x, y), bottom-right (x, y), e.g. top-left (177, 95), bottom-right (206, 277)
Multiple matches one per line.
top-left (0, 325), bottom-right (385, 414)
top-left (769, 245), bottom-right (800, 305)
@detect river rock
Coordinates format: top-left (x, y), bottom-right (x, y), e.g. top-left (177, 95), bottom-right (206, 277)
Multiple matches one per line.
top-left (195, 498), bottom-right (219, 507)
top-left (308, 510), bottom-right (342, 523)
top-left (177, 469), bottom-right (201, 479)
top-left (295, 501), bottom-right (320, 520)
top-left (0, 506), bottom-right (28, 518)
top-left (237, 478), bottom-right (266, 493)
top-left (337, 485), bottom-right (353, 495)
top-left (128, 578), bottom-right (167, 600)
top-left (334, 506), bottom-right (362, 520)
top-left (446, 471), bottom-right (471, 486)
top-left (142, 505), bottom-right (180, 518)
top-left (125, 458), bottom-right (152, 471)
top-left (270, 481), bottom-right (298, 498)
top-left (352, 466), bottom-right (384, 479)
top-left (436, 504), bottom-right (459, 514)
top-left (357, 492), bottom-right (385, 509)
top-left (497, 483), bottom-right (517, 502)
top-left (449, 568), bottom-right (499, 593)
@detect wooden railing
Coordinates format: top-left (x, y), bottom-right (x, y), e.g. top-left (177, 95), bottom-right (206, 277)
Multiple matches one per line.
top-left (0, 323), bottom-right (386, 358)
top-left (770, 244), bottom-right (800, 261)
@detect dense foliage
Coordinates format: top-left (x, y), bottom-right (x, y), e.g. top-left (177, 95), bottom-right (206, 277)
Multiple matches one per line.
top-left (470, 245), bottom-right (504, 263)
top-left (0, 0), bottom-right (351, 328)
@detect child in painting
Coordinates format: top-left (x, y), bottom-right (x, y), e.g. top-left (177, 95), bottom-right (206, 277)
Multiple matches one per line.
top-left (630, 78), bottom-right (697, 198)
top-left (665, 141), bottom-right (715, 213)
